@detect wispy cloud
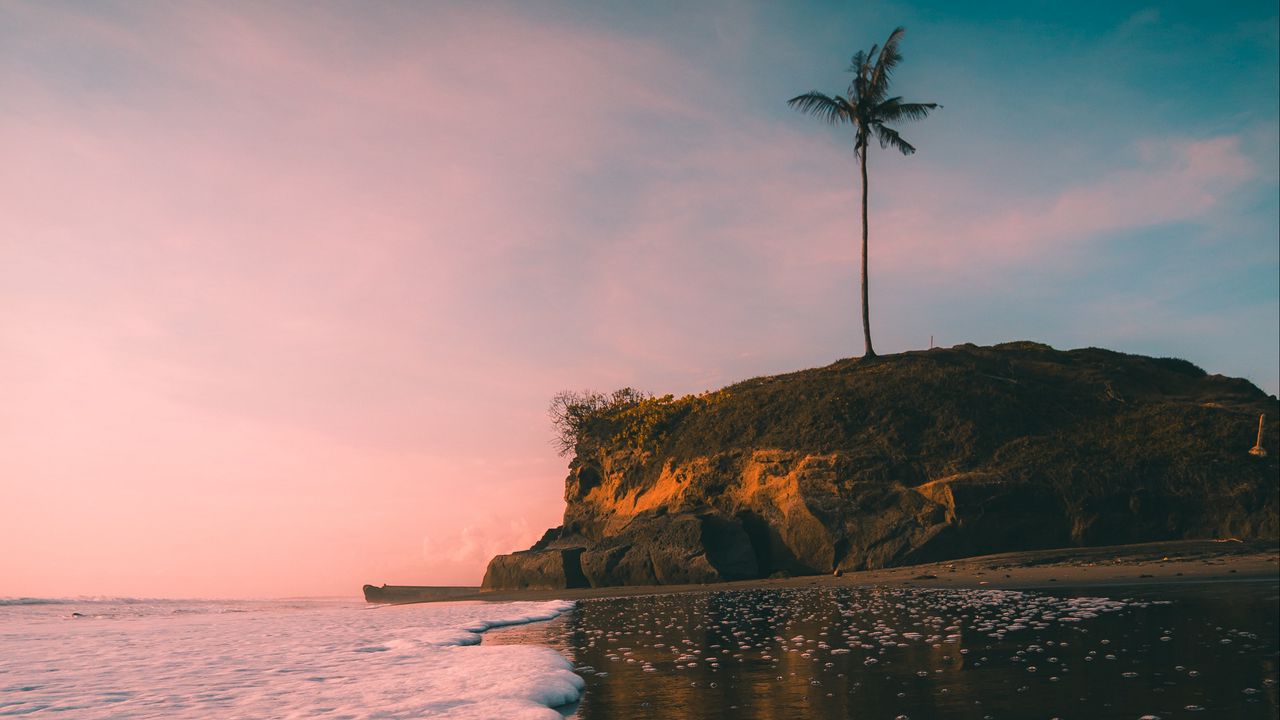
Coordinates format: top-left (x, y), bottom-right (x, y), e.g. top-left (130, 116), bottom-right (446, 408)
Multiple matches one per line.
top-left (864, 135), bottom-right (1258, 274)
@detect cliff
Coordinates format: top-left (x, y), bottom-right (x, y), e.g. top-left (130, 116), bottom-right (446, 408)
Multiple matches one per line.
top-left (483, 342), bottom-right (1279, 590)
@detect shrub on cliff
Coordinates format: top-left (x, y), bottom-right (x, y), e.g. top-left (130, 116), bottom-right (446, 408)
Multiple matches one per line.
top-left (550, 388), bottom-right (729, 456)
top-left (549, 388), bottom-right (649, 455)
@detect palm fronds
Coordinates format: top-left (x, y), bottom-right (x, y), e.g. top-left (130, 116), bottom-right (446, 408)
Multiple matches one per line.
top-left (873, 124), bottom-right (916, 155)
top-left (868, 27), bottom-right (906, 99)
top-left (875, 98), bottom-right (940, 122)
top-left (786, 92), bottom-right (852, 126)
top-left (789, 26), bottom-right (937, 155)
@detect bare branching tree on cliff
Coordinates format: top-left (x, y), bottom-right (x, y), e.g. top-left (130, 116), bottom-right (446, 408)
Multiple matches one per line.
top-left (788, 27), bottom-right (938, 359)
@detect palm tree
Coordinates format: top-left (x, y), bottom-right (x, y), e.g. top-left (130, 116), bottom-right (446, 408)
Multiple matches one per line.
top-left (788, 27), bottom-right (938, 358)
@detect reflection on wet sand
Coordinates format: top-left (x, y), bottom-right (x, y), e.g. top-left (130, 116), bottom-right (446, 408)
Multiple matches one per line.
top-left (486, 583), bottom-right (1278, 719)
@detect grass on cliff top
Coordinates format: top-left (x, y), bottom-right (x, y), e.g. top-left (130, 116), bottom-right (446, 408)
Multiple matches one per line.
top-left (561, 341), bottom-right (1276, 485)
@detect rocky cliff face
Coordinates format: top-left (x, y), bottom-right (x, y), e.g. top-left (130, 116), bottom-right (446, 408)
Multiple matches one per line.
top-left (482, 343), bottom-right (1279, 590)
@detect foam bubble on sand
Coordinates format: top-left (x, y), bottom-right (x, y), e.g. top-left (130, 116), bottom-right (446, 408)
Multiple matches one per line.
top-left (0, 598), bottom-right (581, 719)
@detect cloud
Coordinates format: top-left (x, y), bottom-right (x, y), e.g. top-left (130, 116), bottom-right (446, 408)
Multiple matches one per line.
top-left (859, 134), bottom-right (1260, 277)
top-left (424, 518), bottom-right (536, 569)
top-left (559, 118), bottom-right (1261, 385)
top-left (1115, 8), bottom-right (1162, 38)
top-left (1, 3), bottom-right (689, 594)
top-left (1, 2), bottom-right (1274, 597)
top-left (0, 2), bottom-right (720, 440)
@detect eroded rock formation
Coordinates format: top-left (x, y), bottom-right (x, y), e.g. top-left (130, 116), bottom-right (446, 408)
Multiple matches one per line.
top-left (482, 343), bottom-right (1279, 590)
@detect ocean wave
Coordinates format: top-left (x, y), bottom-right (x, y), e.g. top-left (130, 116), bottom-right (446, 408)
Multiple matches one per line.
top-left (0, 596), bottom-right (192, 607)
top-left (0, 597), bottom-right (582, 718)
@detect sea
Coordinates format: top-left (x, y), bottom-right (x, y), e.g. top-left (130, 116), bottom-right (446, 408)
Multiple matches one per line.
top-left (0, 597), bottom-right (580, 718)
top-left (2, 581), bottom-right (1276, 719)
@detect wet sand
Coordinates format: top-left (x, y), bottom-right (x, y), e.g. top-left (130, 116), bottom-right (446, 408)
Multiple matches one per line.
top-left (441, 539), bottom-right (1278, 604)
top-left (485, 576), bottom-right (1279, 719)
top-left (459, 539), bottom-right (1280, 718)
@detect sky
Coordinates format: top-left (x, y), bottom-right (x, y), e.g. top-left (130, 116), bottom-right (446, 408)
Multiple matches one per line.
top-left (2, 1), bottom-right (1277, 598)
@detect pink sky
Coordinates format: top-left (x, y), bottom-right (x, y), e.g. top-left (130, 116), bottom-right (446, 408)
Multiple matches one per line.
top-left (3, 3), bottom-right (1276, 598)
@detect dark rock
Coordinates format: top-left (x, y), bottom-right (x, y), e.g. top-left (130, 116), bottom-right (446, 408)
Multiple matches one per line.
top-left (577, 512), bottom-right (758, 586)
top-left (480, 548), bottom-right (588, 591)
top-left (528, 526), bottom-right (564, 551)
top-left (362, 585), bottom-right (477, 603)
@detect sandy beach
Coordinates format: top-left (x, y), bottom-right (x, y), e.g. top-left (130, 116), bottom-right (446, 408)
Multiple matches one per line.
top-left (442, 539), bottom-right (1278, 604)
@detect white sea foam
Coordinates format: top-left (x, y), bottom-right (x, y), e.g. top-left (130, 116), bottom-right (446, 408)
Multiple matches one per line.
top-left (0, 597), bottom-right (580, 718)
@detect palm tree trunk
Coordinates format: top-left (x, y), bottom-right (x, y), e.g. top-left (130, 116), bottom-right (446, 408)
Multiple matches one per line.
top-left (859, 144), bottom-right (876, 358)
